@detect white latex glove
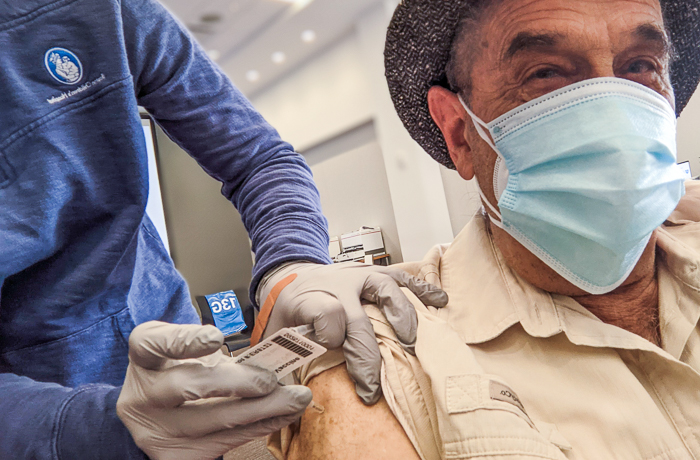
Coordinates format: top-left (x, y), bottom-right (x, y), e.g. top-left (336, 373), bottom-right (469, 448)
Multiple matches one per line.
top-left (117, 321), bottom-right (312, 460)
top-left (254, 262), bottom-right (448, 405)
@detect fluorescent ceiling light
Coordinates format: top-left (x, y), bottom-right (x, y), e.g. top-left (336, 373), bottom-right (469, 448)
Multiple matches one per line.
top-left (275, 0), bottom-right (315, 12)
top-left (271, 51), bottom-right (286, 64)
top-left (292, 0), bottom-right (314, 10)
top-left (246, 70), bottom-right (260, 82)
top-left (301, 29), bottom-right (316, 43)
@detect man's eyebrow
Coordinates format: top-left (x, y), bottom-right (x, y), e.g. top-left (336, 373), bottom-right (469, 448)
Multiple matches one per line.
top-left (505, 32), bottom-right (561, 60)
top-left (633, 23), bottom-right (672, 55)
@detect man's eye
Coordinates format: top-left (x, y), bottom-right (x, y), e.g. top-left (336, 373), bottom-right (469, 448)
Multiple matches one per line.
top-left (529, 68), bottom-right (559, 80)
top-left (626, 60), bottom-right (655, 74)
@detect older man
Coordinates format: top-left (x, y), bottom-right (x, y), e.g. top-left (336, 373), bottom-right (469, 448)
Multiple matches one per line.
top-left (261, 0), bottom-right (700, 458)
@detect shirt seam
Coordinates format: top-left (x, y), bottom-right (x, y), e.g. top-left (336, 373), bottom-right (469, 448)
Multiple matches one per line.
top-left (443, 435), bottom-right (562, 457)
top-left (53, 384), bottom-right (114, 460)
top-left (487, 222), bottom-right (520, 314)
top-left (661, 383), bottom-right (700, 457)
top-left (1, 306), bottom-right (131, 357)
top-left (640, 366), bottom-right (698, 459)
top-left (140, 223), bottom-right (160, 241)
top-left (644, 447), bottom-right (694, 460)
top-left (0, 0), bottom-right (81, 31)
top-left (657, 232), bottom-right (700, 293)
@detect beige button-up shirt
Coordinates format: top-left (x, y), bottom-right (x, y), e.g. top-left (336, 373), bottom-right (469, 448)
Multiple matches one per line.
top-left (271, 182), bottom-right (700, 460)
top-left (374, 186), bottom-right (700, 460)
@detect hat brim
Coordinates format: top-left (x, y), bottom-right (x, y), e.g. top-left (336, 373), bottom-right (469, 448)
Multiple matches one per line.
top-left (385, 0), bottom-right (700, 169)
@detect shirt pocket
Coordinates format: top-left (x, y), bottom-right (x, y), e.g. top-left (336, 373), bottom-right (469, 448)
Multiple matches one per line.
top-left (442, 374), bottom-right (570, 459)
top-left (446, 374), bottom-right (537, 428)
top-left (0, 307), bottom-right (135, 388)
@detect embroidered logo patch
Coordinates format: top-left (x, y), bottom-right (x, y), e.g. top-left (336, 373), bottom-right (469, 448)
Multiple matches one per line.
top-left (44, 48), bottom-right (83, 85)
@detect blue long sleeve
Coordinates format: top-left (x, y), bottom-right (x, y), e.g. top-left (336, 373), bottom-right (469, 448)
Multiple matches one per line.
top-left (121, 0), bottom-right (333, 303)
top-left (0, 0), bottom-right (332, 457)
top-left (0, 375), bottom-right (145, 459)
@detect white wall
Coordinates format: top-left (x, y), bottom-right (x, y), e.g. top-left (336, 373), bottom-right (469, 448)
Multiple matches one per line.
top-left (677, 90), bottom-right (700, 177)
top-left (251, 33), bottom-right (374, 151)
top-left (303, 122), bottom-right (403, 262)
top-left (251, 6), bottom-right (456, 263)
top-left (155, 128), bottom-right (254, 304)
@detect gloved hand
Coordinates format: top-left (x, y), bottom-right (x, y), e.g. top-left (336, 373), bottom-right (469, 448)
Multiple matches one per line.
top-left (117, 321), bottom-right (312, 460)
top-left (253, 262), bottom-right (448, 405)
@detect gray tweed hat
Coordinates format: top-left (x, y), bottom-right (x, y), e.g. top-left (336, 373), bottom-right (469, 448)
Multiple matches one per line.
top-left (385, 0), bottom-right (700, 169)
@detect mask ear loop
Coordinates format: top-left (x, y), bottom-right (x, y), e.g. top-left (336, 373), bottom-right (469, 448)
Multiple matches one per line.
top-left (475, 179), bottom-right (504, 229)
top-left (458, 95), bottom-right (504, 228)
top-left (458, 95), bottom-right (499, 152)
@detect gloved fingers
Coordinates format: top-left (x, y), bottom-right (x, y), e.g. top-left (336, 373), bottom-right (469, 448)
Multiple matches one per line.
top-left (361, 272), bottom-right (418, 347)
top-left (147, 362), bottom-right (278, 407)
top-left (167, 385), bottom-right (312, 437)
top-left (264, 290), bottom-right (345, 348)
top-left (378, 268), bottom-right (449, 308)
top-left (342, 307), bottom-right (382, 405)
top-left (286, 290), bottom-right (346, 349)
top-left (192, 411), bottom-right (305, 451)
top-left (129, 321), bottom-right (224, 370)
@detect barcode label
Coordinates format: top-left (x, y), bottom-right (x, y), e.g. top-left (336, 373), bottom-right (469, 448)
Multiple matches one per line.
top-left (236, 327), bottom-right (327, 378)
top-left (272, 336), bottom-right (313, 357)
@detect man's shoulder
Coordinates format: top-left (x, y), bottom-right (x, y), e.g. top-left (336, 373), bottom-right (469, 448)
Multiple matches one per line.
top-left (666, 180), bottom-right (700, 225)
top-left (661, 180), bottom-right (700, 256)
top-left (393, 243), bottom-right (451, 288)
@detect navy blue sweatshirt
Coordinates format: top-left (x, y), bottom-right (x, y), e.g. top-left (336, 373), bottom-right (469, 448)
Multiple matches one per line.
top-left (0, 0), bottom-right (331, 457)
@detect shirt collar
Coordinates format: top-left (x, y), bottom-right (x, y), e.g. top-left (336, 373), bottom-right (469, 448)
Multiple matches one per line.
top-left (438, 212), bottom-right (700, 357)
top-left (438, 212), bottom-right (563, 344)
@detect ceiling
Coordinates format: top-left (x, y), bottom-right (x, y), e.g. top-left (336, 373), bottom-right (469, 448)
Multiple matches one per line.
top-left (160, 0), bottom-right (383, 96)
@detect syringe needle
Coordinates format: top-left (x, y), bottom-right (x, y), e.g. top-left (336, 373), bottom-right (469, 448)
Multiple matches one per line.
top-left (310, 400), bottom-right (325, 413)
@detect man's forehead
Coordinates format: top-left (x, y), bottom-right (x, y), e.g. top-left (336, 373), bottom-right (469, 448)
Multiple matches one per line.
top-left (479, 0), bottom-right (667, 55)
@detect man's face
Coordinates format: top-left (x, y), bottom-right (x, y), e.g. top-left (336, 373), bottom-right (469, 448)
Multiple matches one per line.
top-left (429, 0), bottom-right (672, 294)
top-left (469, 0), bottom-right (672, 203)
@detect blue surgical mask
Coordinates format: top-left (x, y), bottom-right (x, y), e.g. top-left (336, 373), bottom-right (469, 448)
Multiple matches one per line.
top-left (460, 77), bottom-right (686, 294)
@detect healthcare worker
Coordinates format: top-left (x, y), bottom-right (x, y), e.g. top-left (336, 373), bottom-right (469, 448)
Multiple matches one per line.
top-left (0, 0), bottom-right (448, 459)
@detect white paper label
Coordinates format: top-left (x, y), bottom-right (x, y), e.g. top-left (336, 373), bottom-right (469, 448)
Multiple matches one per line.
top-left (235, 328), bottom-right (327, 379)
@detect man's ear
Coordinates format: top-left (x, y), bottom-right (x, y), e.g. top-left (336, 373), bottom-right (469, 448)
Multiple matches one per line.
top-left (427, 86), bottom-right (475, 180)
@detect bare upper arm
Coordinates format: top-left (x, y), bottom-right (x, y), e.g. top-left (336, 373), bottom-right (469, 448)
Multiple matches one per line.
top-left (287, 364), bottom-right (421, 460)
